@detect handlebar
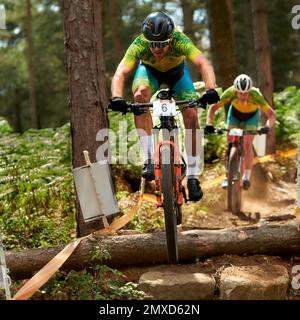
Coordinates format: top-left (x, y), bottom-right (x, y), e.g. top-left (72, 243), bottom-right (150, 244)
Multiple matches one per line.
top-left (211, 127), bottom-right (268, 136)
top-left (107, 98), bottom-right (207, 113)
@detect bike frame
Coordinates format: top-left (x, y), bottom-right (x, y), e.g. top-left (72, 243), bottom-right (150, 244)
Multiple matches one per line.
top-left (224, 128), bottom-right (262, 213)
top-left (153, 124), bottom-right (184, 208)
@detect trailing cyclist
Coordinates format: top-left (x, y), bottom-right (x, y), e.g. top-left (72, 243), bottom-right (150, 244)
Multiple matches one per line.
top-left (205, 74), bottom-right (276, 190)
top-left (109, 11), bottom-right (220, 201)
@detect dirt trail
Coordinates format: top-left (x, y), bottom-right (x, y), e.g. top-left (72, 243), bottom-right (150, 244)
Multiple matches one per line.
top-left (116, 157), bottom-right (299, 300)
top-left (181, 159), bottom-right (297, 230)
top-left (117, 157), bottom-right (297, 231)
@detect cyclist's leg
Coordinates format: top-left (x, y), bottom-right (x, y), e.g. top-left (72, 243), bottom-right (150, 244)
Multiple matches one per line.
top-left (173, 64), bottom-right (202, 200)
top-left (227, 105), bottom-right (241, 129)
top-left (132, 63), bottom-right (159, 135)
top-left (174, 62), bottom-right (200, 157)
top-left (242, 110), bottom-right (260, 184)
top-left (132, 64), bottom-right (159, 178)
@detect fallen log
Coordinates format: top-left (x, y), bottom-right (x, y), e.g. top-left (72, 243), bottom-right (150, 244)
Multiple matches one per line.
top-left (6, 216), bottom-right (300, 279)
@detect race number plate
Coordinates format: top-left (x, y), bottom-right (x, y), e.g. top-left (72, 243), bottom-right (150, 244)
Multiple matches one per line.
top-left (229, 128), bottom-right (243, 137)
top-left (153, 100), bottom-right (176, 117)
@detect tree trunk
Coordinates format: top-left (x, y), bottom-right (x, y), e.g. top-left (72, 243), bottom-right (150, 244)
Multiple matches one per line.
top-left (180, 0), bottom-right (198, 81)
top-left (6, 216), bottom-right (300, 279)
top-left (25, 0), bottom-right (39, 129)
top-left (62, 0), bottom-right (108, 237)
top-left (292, 0), bottom-right (300, 85)
top-left (243, 0), bottom-right (257, 84)
top-left (207, 0), bottom-right (237, 88)
top-left (180, 0), bottom-right (196, 42)
top-left (108, 0), bottom-right (123, 65)
top-left (251, 0), bottom-right (275, 154)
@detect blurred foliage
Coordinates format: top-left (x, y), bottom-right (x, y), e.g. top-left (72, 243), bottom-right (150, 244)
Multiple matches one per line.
top-left (30, 266), bottom-right (144, 300)
top-left (273, 86), bottom-right (300, 146)
top-left (0, 117), bottom-right (13, 136)
top-left (0, 122), bottom-right (75, 249)
top-left (0, 0), bottom-right (67, 132)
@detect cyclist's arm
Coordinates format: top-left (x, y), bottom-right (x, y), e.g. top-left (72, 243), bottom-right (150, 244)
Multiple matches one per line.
top-left (192, 54), bottom-right (216, 90)
top-left (262, 107), bottom-right (276, 128)
top-left (111, 61), bottom-right (133, 98)
top-left (252, 88), bottom-right (276, 128)
top-left (206, 86), bottom-right (233, 124)
top-left (206, 102), bottom-right (224, 125)
top-left (175, 31), bottom-right (216, 89)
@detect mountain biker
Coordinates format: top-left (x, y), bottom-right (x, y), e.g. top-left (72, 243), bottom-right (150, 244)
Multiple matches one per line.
top-left (109, 11), bottom-right (220, 201)
top-left (205, 74), bottom-right (276, 190)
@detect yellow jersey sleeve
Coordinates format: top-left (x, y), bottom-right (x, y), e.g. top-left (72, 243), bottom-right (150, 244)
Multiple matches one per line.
top-left (120, 31), bottom-right (203, 72)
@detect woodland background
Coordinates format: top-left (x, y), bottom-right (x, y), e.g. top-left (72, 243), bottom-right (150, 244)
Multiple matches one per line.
top-left (0, 0), bottom-right (299, 131)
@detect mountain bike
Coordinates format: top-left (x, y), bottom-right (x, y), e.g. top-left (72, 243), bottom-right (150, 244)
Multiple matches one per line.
top-left (109, 90), bottom-right (205, 263)
top-left (211, 127), bottom-right (267, 214)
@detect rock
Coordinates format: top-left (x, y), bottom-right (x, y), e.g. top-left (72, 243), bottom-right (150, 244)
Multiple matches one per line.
top-left (138, 269), bottom-right (215, 300)
top-left (219, 265), bottom-right (289, 300)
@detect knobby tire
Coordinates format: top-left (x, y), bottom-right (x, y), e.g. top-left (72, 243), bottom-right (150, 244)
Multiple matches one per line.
top-left (161, 144), bottom-right (178, 264)
top-left (227, 146), bottom-right (242, 214)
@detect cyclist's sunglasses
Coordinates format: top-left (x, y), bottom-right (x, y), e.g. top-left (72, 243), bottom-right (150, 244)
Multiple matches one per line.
top-left (147, 39), bottom-right (171, 49)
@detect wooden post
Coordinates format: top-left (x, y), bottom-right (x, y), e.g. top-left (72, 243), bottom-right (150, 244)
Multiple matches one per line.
top-left (297, 137), bottom-right (300, 211)
top-left (0, 232), bottom-right (11, 300)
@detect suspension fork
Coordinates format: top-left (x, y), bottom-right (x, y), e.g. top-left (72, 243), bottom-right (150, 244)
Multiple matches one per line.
top-left (153, 138), bottom-right (183, 207)
top-left (227, 135), bottom-right (243, 181)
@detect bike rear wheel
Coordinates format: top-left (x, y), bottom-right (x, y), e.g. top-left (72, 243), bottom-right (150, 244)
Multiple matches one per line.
top-left (227, 146), bottom-right (242, 214)
top-left (161, 144), bottom-right (178, 264)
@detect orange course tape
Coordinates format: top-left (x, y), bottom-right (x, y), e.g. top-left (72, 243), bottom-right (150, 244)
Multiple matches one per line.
top-left (12, 194), bottom-right (145, 300)
top-left (12, 238), bottom-right (82, 300)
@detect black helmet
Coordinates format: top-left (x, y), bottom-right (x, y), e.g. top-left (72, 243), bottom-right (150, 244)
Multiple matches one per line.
top-left (142, 12), bottom-right (174, 41)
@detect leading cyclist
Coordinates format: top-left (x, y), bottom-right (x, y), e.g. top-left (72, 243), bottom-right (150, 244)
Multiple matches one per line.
top-left (109, 11), bottom-right (220, 201)
top-left (205, 74), bottom-right (276, 190)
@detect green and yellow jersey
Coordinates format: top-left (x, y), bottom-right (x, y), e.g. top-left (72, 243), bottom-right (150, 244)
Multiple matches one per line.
top-left (217, 85), bottom-right (271, 113)
top-left (121, 30), bottom-right (202, 72)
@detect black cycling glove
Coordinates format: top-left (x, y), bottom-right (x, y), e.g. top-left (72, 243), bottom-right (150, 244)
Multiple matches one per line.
top-left (259, 126), bottom-right (270, 135)
top-left (201, 89), bottom-right (220, 105)
top-left (204, 124), bottom-right (216, 134)
top-left (109, 97), bottom-right (128, 115)
top-left (131, 105), bottom-right (146, 116)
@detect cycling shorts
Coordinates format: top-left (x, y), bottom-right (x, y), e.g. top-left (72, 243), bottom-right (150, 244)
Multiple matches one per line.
top-left (227, 105), bottom-right (260, 130)
top-left (132, 62), bottom-right (198, 100)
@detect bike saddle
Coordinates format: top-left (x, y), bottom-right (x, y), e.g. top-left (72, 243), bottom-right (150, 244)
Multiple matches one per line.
top-left (156, 89), bottom-right (175, 100)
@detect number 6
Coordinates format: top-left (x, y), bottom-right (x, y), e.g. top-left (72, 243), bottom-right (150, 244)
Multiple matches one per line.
top-left (162, 103), bottom-right (167, 112)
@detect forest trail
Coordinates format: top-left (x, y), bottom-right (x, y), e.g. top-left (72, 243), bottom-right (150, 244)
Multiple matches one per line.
top-left (116, 156), bottom-right (299, 300)
top-left (117, 155), bottom-right (297, 232)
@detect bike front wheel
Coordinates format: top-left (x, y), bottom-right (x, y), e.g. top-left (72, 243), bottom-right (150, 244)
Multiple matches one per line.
top-left (227, 146), bottom-right (242, 214)
top-left (161, 144), bottom-right (178, 264)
